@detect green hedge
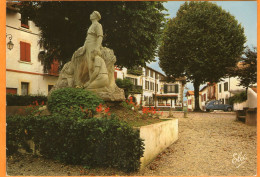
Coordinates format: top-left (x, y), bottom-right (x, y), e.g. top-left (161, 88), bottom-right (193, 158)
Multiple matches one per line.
top-left (48, 88), bottom-right (104, 118)
top-left (7, 114), bottom-right (144, 172)
top-left (6, 94), bottom-right (47, 106)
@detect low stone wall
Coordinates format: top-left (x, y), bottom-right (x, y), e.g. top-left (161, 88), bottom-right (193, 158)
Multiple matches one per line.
top-left (138, 119), bottom-right (178, 170)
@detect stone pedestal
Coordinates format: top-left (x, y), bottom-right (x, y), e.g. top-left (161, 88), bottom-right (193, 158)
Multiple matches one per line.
top-left (246, 108), bottom-right (257, 126)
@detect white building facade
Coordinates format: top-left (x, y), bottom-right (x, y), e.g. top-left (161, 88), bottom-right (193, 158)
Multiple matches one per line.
top-left (199, 86), bottom-right (208, 111)
top-left (115, 66), bottom-right (186, 109)
top-left (217, 77), bottom-right (245, 104)
top-left (6, 3), bottom-right (58, 96)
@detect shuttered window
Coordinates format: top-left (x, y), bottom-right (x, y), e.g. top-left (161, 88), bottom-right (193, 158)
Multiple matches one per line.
top-left (49, 60), bottom-right (59, 76)
top-left (20, 42), bottom-right (31, 62)
top-left (6, 88), bottom-right (17, 94)
top-left (164, 84), bottom-right (179, 93)
top-left (114, 72), bottom-right (117, 79)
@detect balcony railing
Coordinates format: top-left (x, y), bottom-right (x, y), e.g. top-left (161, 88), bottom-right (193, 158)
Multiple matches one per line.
top-left (130, 85), bottom-right (143, 94)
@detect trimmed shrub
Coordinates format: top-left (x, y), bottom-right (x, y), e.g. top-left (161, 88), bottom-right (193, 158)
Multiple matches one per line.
top-left (6, 94), bottom-right (47, 106)
top-left (6, 115), bottom-right (144, 172)
top-left (229, 91), bottom-right (247, 105)
top-left (47, 88), bottom-right (104, 118)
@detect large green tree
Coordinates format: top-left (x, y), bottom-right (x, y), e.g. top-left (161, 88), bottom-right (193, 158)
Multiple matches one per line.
top-left (158, 1), bottom-right (246, 111)
top-left (20, 1), bottom-right (167, 72)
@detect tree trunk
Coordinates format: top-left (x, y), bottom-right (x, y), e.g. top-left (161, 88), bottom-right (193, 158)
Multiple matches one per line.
top-left (193, 81), bottom-right (202, 112)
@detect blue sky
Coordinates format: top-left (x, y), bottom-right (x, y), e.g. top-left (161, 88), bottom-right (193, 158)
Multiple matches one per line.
top-left (147, 1), bottom-right (257, 99)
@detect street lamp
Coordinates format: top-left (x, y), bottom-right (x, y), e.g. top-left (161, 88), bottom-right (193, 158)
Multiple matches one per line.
top-left (6, 33), bottom-right (14, 50)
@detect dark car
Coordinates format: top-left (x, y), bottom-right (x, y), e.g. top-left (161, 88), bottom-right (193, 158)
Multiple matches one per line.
top-left (205, 100), bottom-right (233, 112)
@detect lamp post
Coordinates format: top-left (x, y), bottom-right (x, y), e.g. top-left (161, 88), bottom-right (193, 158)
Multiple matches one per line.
top-left (6, 33), bottom-right (14, 50)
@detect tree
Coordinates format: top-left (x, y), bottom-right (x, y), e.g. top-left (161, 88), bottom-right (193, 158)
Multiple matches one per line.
top-left (19, 1), bottom-right (167, 72)
top-left (115, 78), bottom-right (133, 99)
top-left (235, 47), bottom-right (257, 92)
top-left (158, 1), bottom-right (246, 111)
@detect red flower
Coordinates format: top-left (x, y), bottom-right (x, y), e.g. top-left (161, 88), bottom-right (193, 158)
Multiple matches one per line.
top-left (35, 100), bottom-right (39, 106)
top-left (104, 107), bottom-right (110, 113)
top-left (42, 101), bottom-right (45, 105)
top-left (96, 104), bottom-right (103, 112)
top-left (80, 106), bottom-right (84, 112)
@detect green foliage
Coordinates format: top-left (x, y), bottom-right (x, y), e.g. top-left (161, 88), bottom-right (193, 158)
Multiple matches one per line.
top-left (6, 114), bottom-right (144, 172)
top-left (127, 66), bottom-right (143, 76)
top-left (229, 91), bottom-right (247, 105)
top-left (234, 47), bottom-right (257, 89)
top-left (159, 1), bottom-right (246, 110)
top-left (47, 88), bottom-right (103, 118)
top-left (6, 94), bottom-right (47, 106)
top-left (116, 78), bottom-right (133, 98)
top-left (20, 1), bottom-right (167, 71)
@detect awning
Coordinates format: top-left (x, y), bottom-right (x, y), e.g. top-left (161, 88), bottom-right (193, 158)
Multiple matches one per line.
top-left (153, 94), bottom-right (178, 98)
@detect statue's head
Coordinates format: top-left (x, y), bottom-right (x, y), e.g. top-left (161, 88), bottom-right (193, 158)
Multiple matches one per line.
top-left (90, 11), bottom-right (101, 21)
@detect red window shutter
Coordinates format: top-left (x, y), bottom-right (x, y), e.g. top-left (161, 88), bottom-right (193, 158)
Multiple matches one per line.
top-left (54, 60), bottom-right (59, 75)
top-left (20, 42), bottom-right (26, 61)
top-left (6, 88), bottom-right (17, 94)
top-left (26, 43), bottom-right (31, 62)
top-left (114, 71), bottom-right (117, 79)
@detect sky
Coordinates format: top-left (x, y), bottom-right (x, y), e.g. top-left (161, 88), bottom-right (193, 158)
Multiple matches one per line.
top-left (146, 1), bottom-right (257, 100)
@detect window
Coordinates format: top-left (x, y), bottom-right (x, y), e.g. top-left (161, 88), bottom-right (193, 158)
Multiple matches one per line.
top-left (126, 77), bottom-right (137, 85)
top-left (21, 13), bottom-right (29, 29)
top-left (150, 82), bottom-right (154, 90)
top-left (20, 41), bottom-right (31, 62)
top-left (145, 81), bottom-right (149, 90)
top-left (21, 82), bottom-right (29, 95)
top-left (165, 84), bottom-right (179, 93)
top-left (49, 60), bottom-right (59, 76)
top-left (114, 72), bottom-right (117, 79)
top-left (219, 84), bottom-right (222, 93)
top-left (150, 70), bottom-right (154, 78)
top-left (158, 98), bottom-right (163, 103)
top-left (204, 94), bottom-right (206, 102)
top-left (145, 69), bottom-right (149, 77)
top-left (224, 82), bottom-right (228, 91)
top-left (156, 84), bottom-right (158, 92)
top-left (6, 88), bottom-right (17, 94)
top-left (48, 85), bottom-right (54, 93)
top-left (155, 73), bottom-right (158, 79)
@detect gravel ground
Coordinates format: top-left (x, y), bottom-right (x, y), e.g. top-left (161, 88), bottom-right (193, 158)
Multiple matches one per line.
top-left (7, 112), bottom-right (257, 176)
top-left (136, 112), bottom-right (257, 176)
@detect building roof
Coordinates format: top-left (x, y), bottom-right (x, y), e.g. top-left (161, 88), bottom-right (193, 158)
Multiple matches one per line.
top-left (146, 66), bottom-right (165, 77)
top-left (186, 90), bottom-right (202, 97)
top-left (250, 86), bottom-right (257, 93)
top-left (200, 85), bottom-right (208, 92)
top-left (186, 91), bottom-right (194, 96)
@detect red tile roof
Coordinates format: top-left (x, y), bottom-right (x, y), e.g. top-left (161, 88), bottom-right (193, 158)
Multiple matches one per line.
top-left (251, 87), bottom-right (257, 93)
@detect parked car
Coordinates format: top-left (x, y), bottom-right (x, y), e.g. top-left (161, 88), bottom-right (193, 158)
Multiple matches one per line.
top-left (205, 100), bottom-right (233, 112)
